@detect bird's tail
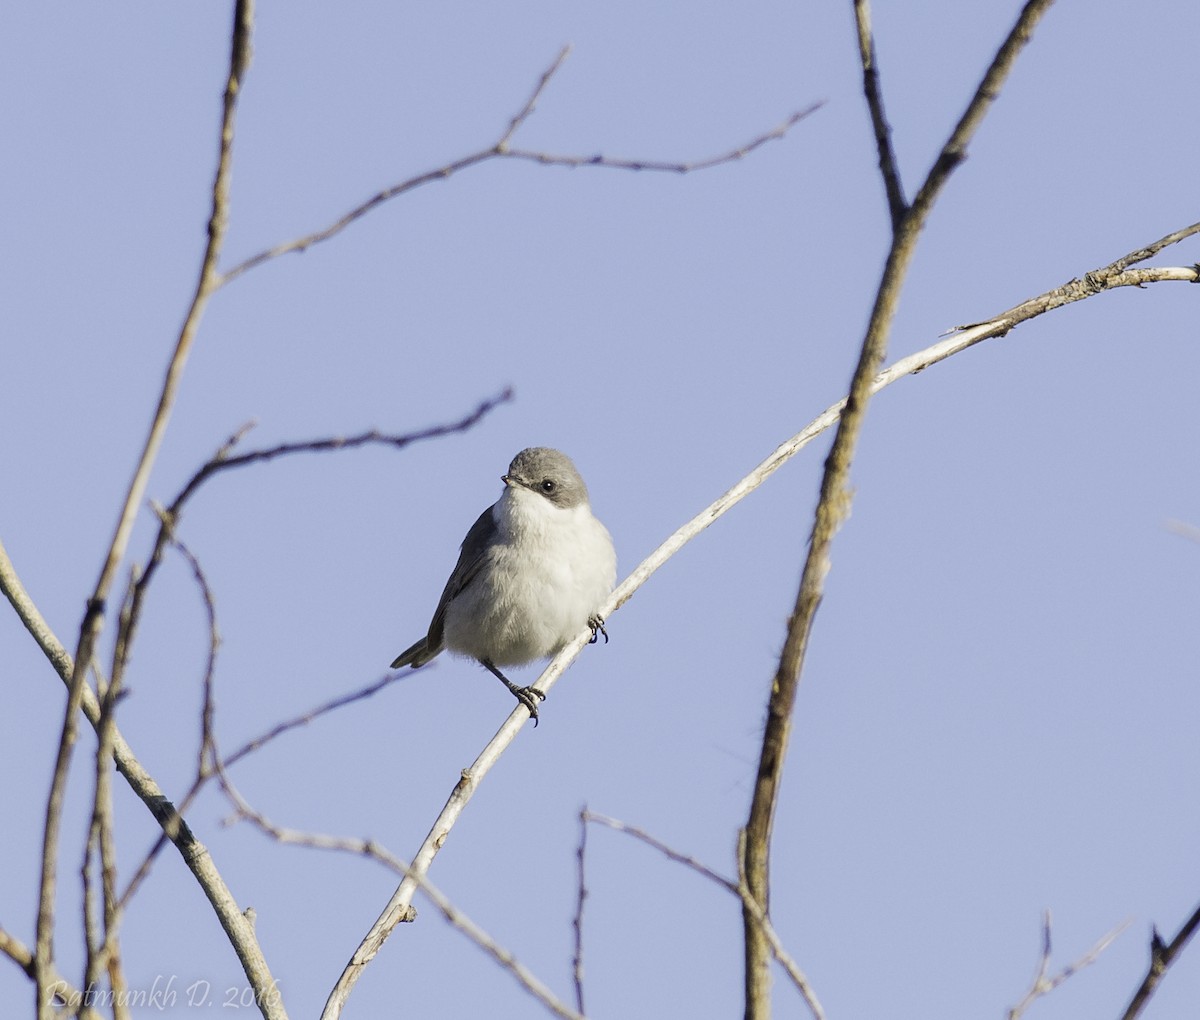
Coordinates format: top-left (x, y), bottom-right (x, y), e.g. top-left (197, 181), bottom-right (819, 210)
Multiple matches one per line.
top-left (390, 638), bottom-right (437, 669)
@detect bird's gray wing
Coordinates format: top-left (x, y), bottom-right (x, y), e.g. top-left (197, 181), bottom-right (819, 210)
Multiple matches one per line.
top-left (390, 505), bottom-right (497, 668)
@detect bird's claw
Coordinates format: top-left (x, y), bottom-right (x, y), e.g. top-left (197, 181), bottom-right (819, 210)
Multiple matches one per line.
top-left (514, 685), bottom-right (546, 725)
top-left (588, 614), bottom-right (609, 645)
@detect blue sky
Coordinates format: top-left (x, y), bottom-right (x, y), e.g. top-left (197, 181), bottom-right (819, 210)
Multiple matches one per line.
top-left (2, 2), bottom-right (1198, 1017)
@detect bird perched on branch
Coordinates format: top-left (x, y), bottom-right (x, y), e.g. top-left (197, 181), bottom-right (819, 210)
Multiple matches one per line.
top-left (390, 447), bottom-right (616, 723)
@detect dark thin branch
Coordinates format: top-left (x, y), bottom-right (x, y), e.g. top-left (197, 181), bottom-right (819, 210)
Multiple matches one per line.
top-left (1119, 901), bottom-right (1200, 1020)
top-left (740, 3), bottom-right (1057, 1015)
top-left (498, 44), bottom-right (572, 147)
top-left (502, 104), bottom-right (822, 175)
top-left (112, 536), bottom-right (221, 914)
top-left (219, 43), bottom-right (819, 285)
top-left (223, 672), bottom-right (408, 772)
top-left (572, 808), bottom-right (589, 1017)
top-left (853, 0), bottom-right (907, 228)
top-left (157, 530), bottom-right (224, 780)
top-left (909, 0), bottom-right (1056, 225)
top-left (114, 388), bottom-right (511, 736)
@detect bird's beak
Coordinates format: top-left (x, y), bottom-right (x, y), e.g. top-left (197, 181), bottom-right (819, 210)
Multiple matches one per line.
top-left (501, 474), bottom-right (513, 487)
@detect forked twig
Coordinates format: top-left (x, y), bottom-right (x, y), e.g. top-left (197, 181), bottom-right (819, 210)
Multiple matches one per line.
top-left (1006, 910), bottom-right (1129, 1020)
top-left (574, 811), bottom-right (825, 1020)
top-left (220, 47), bottom-right (819, 285)
top-left (216, 768), bottom-right (582, 1020)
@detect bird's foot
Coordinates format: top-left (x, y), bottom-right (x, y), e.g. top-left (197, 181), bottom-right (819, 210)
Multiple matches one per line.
top-left (513, 685), bottom-right (546, 725)
top-left (588, 614), bottom-right (609, 645)
top-left (482, 658), bottom-right (548, 726)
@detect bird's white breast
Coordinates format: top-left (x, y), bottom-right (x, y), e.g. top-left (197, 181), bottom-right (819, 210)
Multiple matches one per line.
top-left (441, 485), bottom-right (616, 667)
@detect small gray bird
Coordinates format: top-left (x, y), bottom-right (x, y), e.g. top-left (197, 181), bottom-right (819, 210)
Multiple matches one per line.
top-left (390, 447), bottom-right (616, 723)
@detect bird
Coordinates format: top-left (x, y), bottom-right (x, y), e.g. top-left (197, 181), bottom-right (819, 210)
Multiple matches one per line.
top-left (390, 447), bottom-right (616, 723)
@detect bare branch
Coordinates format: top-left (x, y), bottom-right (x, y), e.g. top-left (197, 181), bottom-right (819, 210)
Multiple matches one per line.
top-left (34, 3), bottom-right (258, 1015)
top-left (572, 809), bottom-right (588, 1017)
top-left (503, 104), bottom-right (822, 175)
top-left (853, 0), bottom-right (907, 228)
top-left (120, 667), bottom-right (407, 912)
top-left (1006, 910), bottom-right (1128, 1020)
top-left (318, 220), bottom-right (1197, 1019)
top-left (959, 225), bottom-right (1200, 330)
top-left (909, 0), bottom-right (1056, 224)
top-left (0, 541), bottom-right (281, 1019)
top-left (113, 539), bottom-right (223, 915)
top-left (103, 392), bottom-right (514, 910)
top-left (157, 530), bottom-right (224, 780)
top-left (82, 576), bottom-right (132, 1018)
top-left (498, 45), bottom-right (572, 148)
top-left (118, 390), bottom-right (511, 696)
top-left (117, 525), bottom-right (412, 914)
top-left (580, 812), bottom-right (825, 1020)
top-left (223, 673), bottom-right (408, 771)
top-left (4, 224), bottom-right (1184, 1020)
top-left (220, 45), bottom-right (819, 285)
top-left (216, 768), bottom-right (582, 1020)
top-left (742, 3), bottom-right (1057, 1012)
top-left (117, 535), bottom-right (425, 917)
top-left (11, 9), bottom-right (278, 1008)
top-left (1119, 901), bottom-right (1200, 1020)
top-left (0, 925), bottom-right (95, 1017)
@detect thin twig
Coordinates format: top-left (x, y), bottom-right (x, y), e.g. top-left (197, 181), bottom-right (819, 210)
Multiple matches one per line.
top-left (117, 390), bottom-right (511, 696)
top-left (219, 44), bottom-right (819, 286)
top-left (160, 529), bottom-right (224, 778)
top-left (223, 673), bottom-right (409, 771)
top-left (572, 808), bottom-right (589, 1017)
top-left (216, 767), bottom-right (582, 1020)
top-left (112, 391), bottom-right (512, 898)
top-left (119, 668), bottom-right (408, 911)
top-left (1119, 901), bottom-right (1200, 1020)
top-left (1006, 909), bottom-right (1129, 1020)
top-left (502, 104), bottom-right (822, 175)
top-left (853, 0), bottom-right (907, 228)
top-left (116, 520), bottom-right (411, 913)
top-left (498, 45), bottom-right (572, 148)
top-left (580, 812), bottom-right (825, 1020)
top-left (909, 0), bottom-right (1056, 225)
top-left (108, 390), bottom-right (512, 905)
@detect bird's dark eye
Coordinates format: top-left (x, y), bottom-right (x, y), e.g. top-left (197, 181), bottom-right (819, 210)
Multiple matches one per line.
top-left (540, 478), bottom-right (556, 493)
